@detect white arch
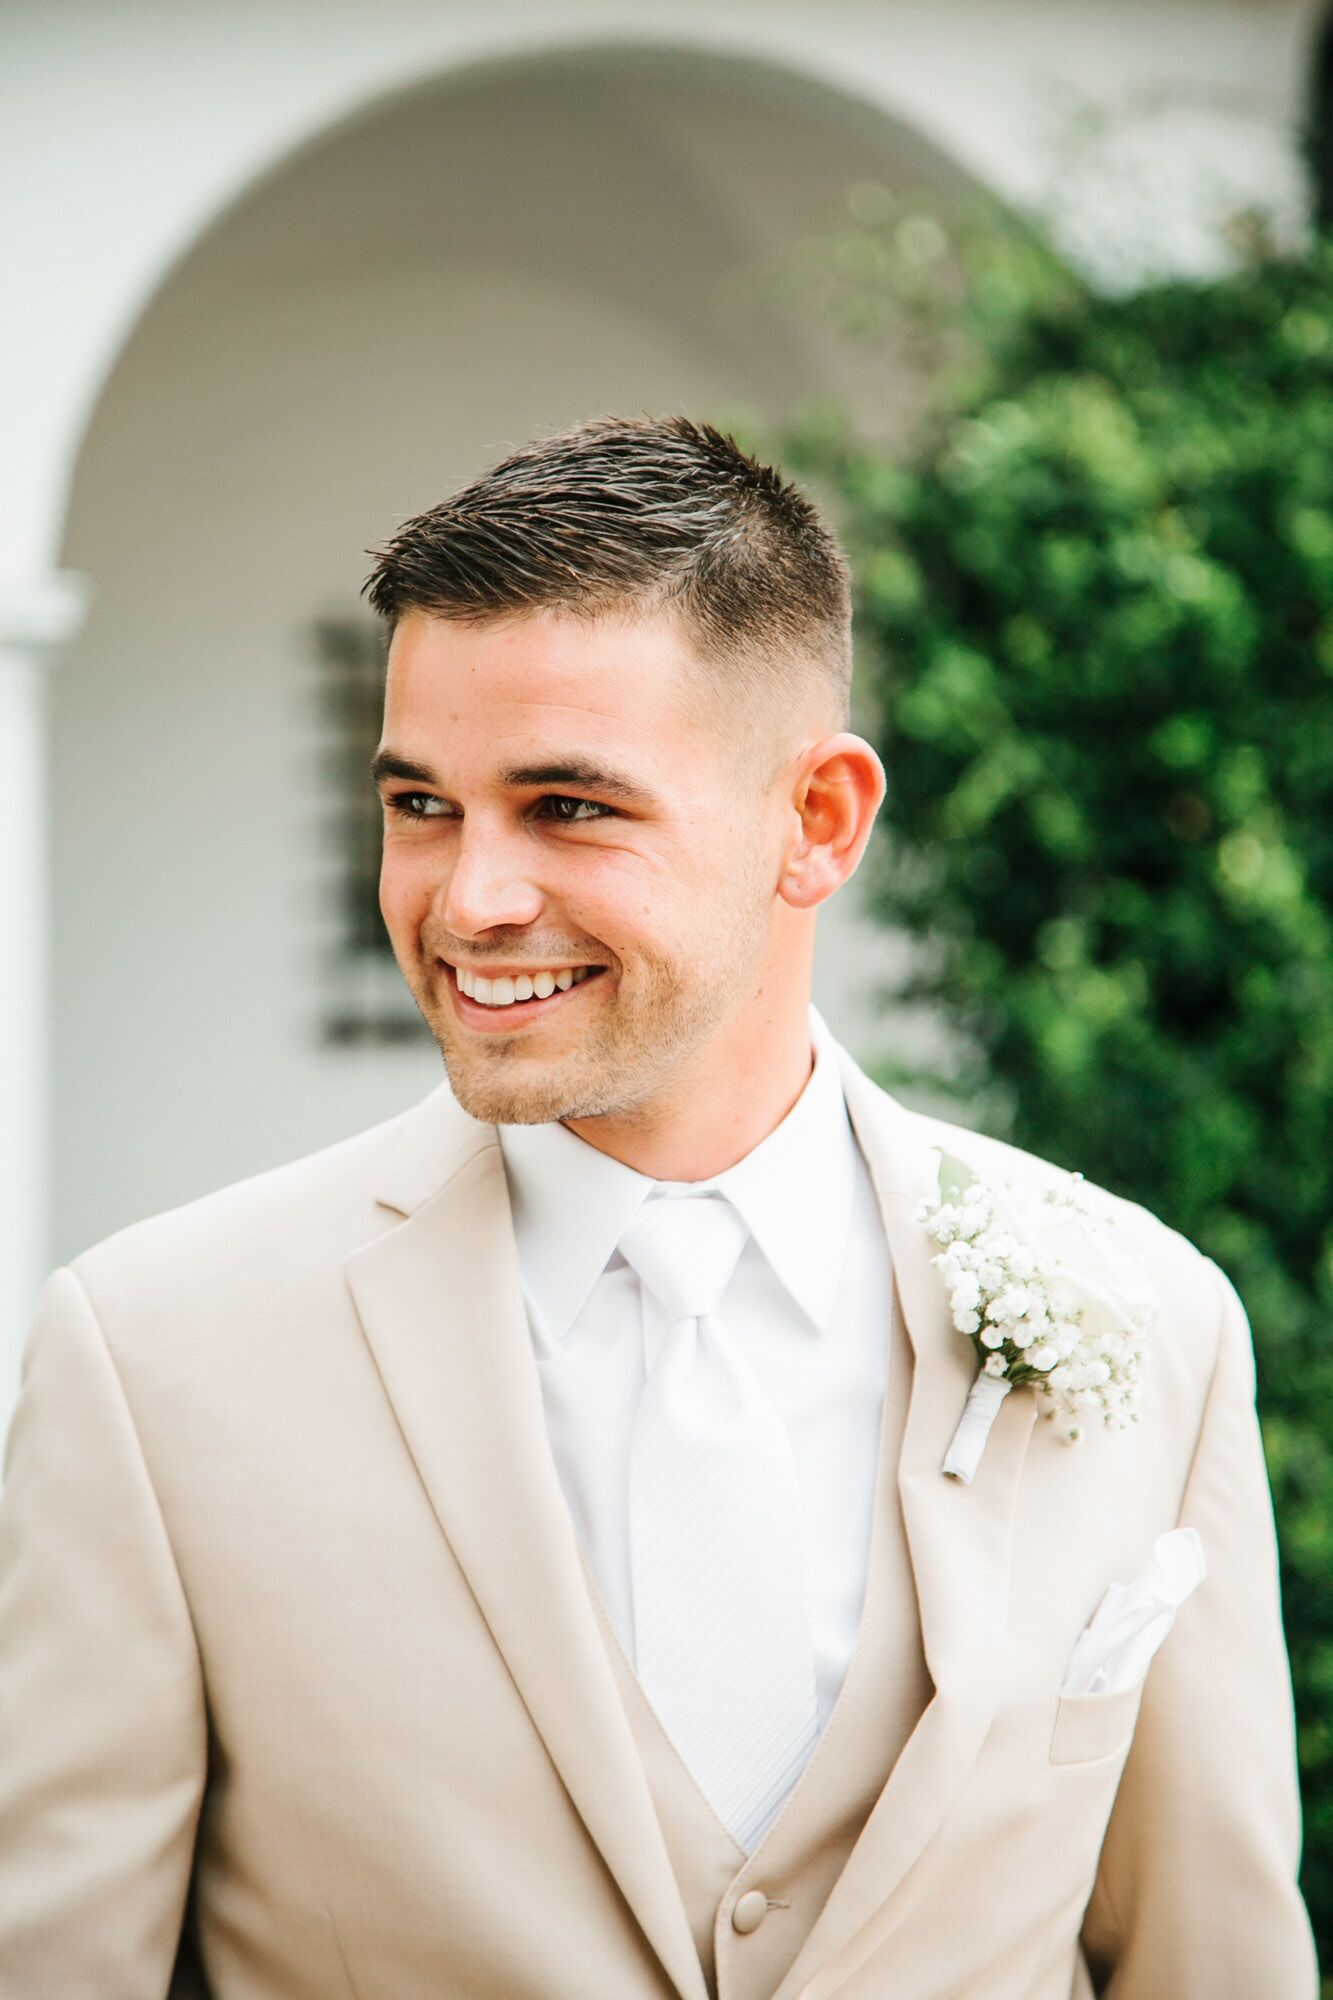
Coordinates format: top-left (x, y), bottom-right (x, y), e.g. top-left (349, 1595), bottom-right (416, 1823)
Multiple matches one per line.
top-left (3, 17), bottom-right (998, 585)
top-left (5, 1), bottom-right (1315, 578)
top-left (0, 14), bottom-right (1006, 1410)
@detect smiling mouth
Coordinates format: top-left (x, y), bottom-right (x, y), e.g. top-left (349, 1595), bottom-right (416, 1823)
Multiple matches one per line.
top-left (441, 959), bottom-right (607, 1025)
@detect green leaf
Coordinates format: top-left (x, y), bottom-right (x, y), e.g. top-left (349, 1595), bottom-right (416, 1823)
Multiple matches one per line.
top-left (936, 1149), bottom-right (979, 1204)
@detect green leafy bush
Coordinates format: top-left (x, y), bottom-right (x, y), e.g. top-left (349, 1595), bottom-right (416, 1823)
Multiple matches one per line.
top-left (785, 211), bottom-right (1333, 1957)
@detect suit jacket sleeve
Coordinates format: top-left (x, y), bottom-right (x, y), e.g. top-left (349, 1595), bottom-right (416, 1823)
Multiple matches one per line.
top-left (0, 1265), bottom-right (206, 1992)
top-left (1078, 1254), bottom-right (1318, 1997)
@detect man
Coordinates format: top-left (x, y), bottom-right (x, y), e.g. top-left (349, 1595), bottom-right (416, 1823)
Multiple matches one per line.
top-left (0, 417), bottom-right (1316, 1998)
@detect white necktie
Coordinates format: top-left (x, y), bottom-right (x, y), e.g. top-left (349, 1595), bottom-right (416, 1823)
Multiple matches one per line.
top-left (618, 1193), bottom-right (819, 1851)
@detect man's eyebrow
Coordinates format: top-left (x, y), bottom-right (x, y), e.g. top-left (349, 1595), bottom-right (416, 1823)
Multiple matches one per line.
top-left (498, 760), bottom-right (659, 807)
top-left (369, 749), bottom-right (660, 808)
top-left (370, 751), bottom-right (437, 786)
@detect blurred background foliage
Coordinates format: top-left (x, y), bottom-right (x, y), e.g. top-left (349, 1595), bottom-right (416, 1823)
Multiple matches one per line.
top-left (779, 191), bottom-right (1333, 1962)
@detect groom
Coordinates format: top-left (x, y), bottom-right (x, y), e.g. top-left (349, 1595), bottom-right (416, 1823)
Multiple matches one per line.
top-left (0, 417), bottom-right (1316, 1997)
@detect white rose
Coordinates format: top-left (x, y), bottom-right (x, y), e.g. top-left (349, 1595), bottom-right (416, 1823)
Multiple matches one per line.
top-left (982, 1178), bottom-right (1157, 1359)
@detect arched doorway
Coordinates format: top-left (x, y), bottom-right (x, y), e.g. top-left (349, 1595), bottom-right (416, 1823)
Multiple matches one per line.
top-left (51, 43), bottom-right (972, 1258)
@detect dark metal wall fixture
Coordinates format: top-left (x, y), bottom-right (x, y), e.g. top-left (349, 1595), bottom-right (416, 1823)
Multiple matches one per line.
top-left (311, 616), bottom-right (429, 1047)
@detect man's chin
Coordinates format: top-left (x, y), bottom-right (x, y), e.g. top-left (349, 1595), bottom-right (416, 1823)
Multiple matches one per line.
top-left (435, 1037), bottom-right (594, 1128)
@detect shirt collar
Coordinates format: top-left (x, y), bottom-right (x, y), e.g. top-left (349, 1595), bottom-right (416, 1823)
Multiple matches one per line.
top-left (498, 1006), bottom-right (857, 1348)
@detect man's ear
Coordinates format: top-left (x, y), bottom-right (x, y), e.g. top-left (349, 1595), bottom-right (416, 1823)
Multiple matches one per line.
top-left (778, 733), bottom-right (887, 910)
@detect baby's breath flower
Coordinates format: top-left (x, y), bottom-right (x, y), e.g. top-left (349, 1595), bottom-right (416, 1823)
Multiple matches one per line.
top-left (920, 1153), bottom-right (1155, 1450)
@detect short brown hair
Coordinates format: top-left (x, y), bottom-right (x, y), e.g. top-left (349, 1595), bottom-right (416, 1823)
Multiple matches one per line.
top-left (362, 415), bottom-right (852, 721)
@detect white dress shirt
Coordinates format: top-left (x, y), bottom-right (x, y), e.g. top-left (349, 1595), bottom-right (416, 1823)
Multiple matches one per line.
top-left (498, 1006), bottom-right (891, 1742)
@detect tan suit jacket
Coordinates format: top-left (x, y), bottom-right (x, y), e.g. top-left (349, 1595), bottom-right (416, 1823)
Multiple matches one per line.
top-left (0, 1046), bottom-right (1317, 1998)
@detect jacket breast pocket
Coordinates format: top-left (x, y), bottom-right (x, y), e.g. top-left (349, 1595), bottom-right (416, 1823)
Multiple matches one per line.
top-left (1049, 1682), bottom-right (1145, 1766)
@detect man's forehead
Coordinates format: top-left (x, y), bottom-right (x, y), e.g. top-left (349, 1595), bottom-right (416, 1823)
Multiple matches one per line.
top-left (381, 605), bottom-right (718, 753)
top-left (385, 601), bottom-right (702, 683)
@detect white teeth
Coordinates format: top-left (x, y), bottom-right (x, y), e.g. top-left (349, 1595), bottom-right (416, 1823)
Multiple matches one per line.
top-left (457, 964), bottom-right (599, 1007)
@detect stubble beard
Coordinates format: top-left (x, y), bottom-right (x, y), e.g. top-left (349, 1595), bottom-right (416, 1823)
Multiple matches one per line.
top-left (409, 886), bottom-right (772, 1130)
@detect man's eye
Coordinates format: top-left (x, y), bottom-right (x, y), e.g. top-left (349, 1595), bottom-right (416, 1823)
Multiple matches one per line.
top-left (387, 792), bottom-right (452, 818)
top-left (536, 796), bottom-right (614, 823)
top-left (384, 793), bottom-right (610, 823)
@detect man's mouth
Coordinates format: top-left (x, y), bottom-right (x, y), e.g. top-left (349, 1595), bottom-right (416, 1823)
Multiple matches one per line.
top-left (441, 958), bottom-right (607, 1023)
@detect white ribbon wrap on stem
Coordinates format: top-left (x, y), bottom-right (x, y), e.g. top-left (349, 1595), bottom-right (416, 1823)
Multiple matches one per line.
top-left (942, 1371), bottom-right (1013, 1483)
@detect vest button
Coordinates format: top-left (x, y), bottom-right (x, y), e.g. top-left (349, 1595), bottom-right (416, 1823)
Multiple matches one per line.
top-left (732, 1889), bottom-right (769, 1935)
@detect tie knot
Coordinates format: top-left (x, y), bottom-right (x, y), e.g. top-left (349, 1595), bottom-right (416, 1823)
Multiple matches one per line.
top-left (617, 1193), bottom-right (749, 1324)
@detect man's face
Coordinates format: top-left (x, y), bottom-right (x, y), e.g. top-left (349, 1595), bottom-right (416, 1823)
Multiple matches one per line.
top-left (375, 606), bottom-right (797, 1128)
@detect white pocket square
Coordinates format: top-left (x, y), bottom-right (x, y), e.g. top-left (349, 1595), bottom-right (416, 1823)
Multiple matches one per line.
top-left (1061, 1527), bottom-right (1206, 1697)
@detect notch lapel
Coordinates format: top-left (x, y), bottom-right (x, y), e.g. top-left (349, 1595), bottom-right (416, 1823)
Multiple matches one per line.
top-left (775, 1060), bottom-right (1039, 2000)
top-left (343, 1092), bottom-right (706, 2000)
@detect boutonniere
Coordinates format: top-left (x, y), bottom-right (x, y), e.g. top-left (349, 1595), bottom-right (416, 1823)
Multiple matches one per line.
top-left (916, 1149), bottom-right (1157, 1483)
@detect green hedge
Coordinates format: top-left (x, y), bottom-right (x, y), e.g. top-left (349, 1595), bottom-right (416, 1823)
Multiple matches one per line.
top-left (783, 212), bottom-right (1333, 1959)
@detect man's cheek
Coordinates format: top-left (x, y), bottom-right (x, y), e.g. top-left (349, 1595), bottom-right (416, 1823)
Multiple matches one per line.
top-left (381, 853), bottom-right (434, 921)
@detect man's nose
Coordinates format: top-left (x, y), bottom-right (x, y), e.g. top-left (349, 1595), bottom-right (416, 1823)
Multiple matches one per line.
top-left (437, 822), bottom-right (544, 937)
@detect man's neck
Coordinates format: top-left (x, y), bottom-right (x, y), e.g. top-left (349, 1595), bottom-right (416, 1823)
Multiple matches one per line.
top-left (560, 1005), bottom-right (817, 1182)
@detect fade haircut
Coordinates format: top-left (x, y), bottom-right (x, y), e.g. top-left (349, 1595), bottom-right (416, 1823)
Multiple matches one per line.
top-left (362, 415), bottom-right (852, 724)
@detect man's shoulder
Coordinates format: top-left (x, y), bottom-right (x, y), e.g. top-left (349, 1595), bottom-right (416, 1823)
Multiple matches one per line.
top-left (67, 1081), bottom-right (475, 1315)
